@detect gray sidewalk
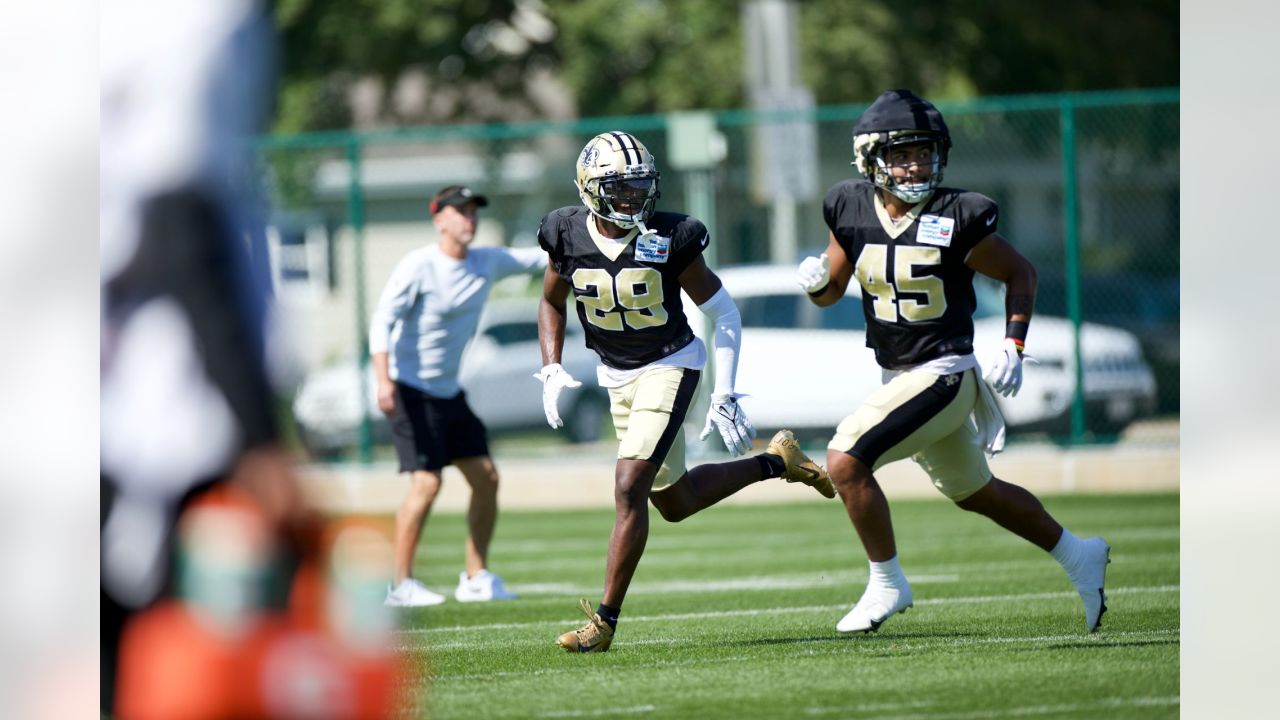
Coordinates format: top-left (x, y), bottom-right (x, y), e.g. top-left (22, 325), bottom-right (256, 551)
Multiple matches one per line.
top-left (298, 420), bottom-right (1179, 515)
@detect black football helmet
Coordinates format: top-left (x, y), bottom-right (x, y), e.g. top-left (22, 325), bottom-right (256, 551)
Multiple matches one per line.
top-left (851, 89), bottom-right (952, 203)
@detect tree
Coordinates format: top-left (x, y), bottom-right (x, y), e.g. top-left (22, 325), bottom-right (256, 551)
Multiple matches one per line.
top-left (797, 0), bottom-right (1178, 105)
top-left (274, 0), bottom-right (562, 132)
top-left (545, 1), bottom-right (744, 116)
top-left (272, 0), bottom-right (1178, 133)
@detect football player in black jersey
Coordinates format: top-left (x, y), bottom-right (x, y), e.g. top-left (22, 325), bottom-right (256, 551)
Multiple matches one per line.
top-left (536, 131), bottom-right (836, 653)
top-left (797, 90), bottom-right (1111, 634)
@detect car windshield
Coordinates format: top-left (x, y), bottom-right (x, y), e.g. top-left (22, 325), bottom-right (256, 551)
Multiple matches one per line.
top-left (483, 321), bottom-right (541, 346)
top-left (738, 294), bottom-right (866, 330)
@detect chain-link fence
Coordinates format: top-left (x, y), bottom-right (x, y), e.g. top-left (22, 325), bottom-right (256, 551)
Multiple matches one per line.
top-left (258, 88), bottom-right (1177, 459)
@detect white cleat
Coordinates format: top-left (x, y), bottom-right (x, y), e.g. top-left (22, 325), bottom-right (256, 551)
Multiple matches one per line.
top-left (1072, 537), bottom-right (1111, 632)
top-left (836, 581), bottom-right (914, 634)
top-left (385, 578), bottom-right (446, 607)
top-left (454, 569), bottom-right (518, 602)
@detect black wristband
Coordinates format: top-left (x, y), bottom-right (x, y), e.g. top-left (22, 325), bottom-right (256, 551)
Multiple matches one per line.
top-left (806, 282), bottom-right (829, 298)
top-left (1005, 320), bottom-right (1029, 343)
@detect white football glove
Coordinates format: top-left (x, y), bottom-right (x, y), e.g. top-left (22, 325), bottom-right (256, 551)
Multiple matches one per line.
top-left (983, 338), bottom-right (1038, 398)
top-left (699, 393), bottom-right (757, 456)
top-left (533, 363), bottom-right (582, 429)
top-left (796, 253), bottom-right (831, 294)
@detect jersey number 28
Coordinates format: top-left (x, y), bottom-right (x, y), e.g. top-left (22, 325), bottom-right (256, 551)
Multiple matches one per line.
top-left (572, 268), bottom-right (668, 331)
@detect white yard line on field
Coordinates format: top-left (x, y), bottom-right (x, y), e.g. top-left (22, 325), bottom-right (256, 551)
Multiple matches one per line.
top-left (424, 629), bottom-right (1179, 681)
top-left (400, 584), bottom-right (1179, 636)
top-left (912, 583), bottom-right (1179, 606)
top-left (560, 626), bottom-right (1179, 651)
top-left (802, 695), bottom-right (1179, 718)
top-left (416, 625), bottom-right (1179, 653)
top-left (539, 704), bottom-right (657, 718)
top-left (500, 549), bottom-right (1178, 582)
top-left (515, 572), bottom-right (960, 597)
top-left (504, 523), bottom-right (1178, 558)
top-left (803, 700), bottom-right (938, 716)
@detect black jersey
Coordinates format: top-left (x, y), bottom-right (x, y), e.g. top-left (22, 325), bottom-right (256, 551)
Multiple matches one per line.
top-left (538, 206), bottom-right (708, 370)
top-left (823, 180), bottom-right (999, 368)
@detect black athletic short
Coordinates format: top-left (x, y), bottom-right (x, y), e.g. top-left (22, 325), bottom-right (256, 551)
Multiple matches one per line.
top-left (389, 382), bottom-right (490, 472)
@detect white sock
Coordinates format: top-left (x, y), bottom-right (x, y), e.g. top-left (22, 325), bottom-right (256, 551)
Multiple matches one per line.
top-left (868, 555), bottom-right (907, 588)
top-left (1050, 528), bottom-right (1083, 573)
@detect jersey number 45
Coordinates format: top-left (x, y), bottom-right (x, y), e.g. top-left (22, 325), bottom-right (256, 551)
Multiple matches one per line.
top-left (855, 245), bottom-right (948, 322)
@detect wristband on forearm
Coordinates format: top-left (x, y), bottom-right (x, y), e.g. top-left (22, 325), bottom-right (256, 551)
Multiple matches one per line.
top-left (1005, 320), bottom-right (1029, 354)
top-left (806, 282), bottom-right (829, 298)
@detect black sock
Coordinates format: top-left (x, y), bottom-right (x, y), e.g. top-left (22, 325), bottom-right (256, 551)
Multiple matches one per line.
top-left (595, 603), bottom-right (620, 629)
top-left (756, 453), bottom-right (786, 479)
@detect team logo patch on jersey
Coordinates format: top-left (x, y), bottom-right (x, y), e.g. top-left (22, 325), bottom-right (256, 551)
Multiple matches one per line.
top-left (916, 214), bottom-right (955, 247)
top-left (635, 232), bottom-right (671, 263)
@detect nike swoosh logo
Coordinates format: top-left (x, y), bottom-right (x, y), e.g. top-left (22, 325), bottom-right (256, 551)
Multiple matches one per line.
top-left (985, 215), bottom-right (997, 226)
top-left (799, 466), bottom-right (819, 481)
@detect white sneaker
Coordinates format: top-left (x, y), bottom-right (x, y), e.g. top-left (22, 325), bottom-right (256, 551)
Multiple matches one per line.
top-left (454, 570), bottom-right (517, 602)
top-left (1070, 537), bottom-right (1111, 632)
top-left (836, 580), bottom-right (914, 633)
top-left (385, 578), bottom-right (446, 607)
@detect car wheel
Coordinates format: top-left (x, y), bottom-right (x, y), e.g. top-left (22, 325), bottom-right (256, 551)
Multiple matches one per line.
top-left (564, 392), bottom-right (610, 444)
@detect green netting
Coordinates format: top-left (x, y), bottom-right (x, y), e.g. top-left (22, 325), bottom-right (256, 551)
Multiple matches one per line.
top-left (259, 88), bottom-right (1177, 452)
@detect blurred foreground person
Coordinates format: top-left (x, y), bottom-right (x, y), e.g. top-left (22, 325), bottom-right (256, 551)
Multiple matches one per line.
top-left (797, 89), bottom-right (1110, 634)
top-left (101, 1), bottom-right (406, 715)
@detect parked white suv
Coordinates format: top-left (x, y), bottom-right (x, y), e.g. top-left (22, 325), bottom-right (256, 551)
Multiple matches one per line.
top-left (293, 266), bottom-right (1158, 457)
top-left (685, 264), bottom-right (1157, 437)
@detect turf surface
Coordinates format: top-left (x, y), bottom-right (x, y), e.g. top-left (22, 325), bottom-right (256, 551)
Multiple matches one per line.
top-left (394, 492), bottom-right (1178, 718)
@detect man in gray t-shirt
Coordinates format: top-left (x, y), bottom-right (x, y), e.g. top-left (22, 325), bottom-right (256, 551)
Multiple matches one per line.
top-left (370, 185), bottom-right (545, 607)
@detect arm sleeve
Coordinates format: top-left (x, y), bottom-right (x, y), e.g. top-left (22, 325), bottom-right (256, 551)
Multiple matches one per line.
top-left (697, 286), bottom-right (742, 398)
top-left (368, 255), bottom-right (422, 354)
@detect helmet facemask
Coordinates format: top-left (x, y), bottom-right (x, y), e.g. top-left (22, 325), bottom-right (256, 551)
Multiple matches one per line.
top-left (576, 132), bottom-right (661, 231)
top-left (583, 175), bottom-right (660, 230)
top-left (854, 130), bottom-right (947, 204)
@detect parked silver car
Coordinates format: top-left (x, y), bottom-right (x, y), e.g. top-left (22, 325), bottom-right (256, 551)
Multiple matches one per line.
top-left (456, 300), bottom-right (609, 443)
top-left (291, 298), bottom-right (608, 457)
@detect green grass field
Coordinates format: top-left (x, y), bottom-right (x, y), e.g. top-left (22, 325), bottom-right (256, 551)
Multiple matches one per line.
top-left (396, 492), bottom-right (1178, 718)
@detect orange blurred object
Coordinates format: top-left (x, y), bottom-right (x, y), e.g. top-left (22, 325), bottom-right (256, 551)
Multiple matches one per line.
top-left (115, 497), bottom-right (413, 719)
top-left (114, 601), bottom-right (254, 720)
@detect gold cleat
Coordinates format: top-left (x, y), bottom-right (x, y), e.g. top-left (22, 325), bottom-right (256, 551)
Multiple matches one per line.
top-left (556, 598), bottom-right (614, 653)
top-left (767, 430), bottom-right (836, 499)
